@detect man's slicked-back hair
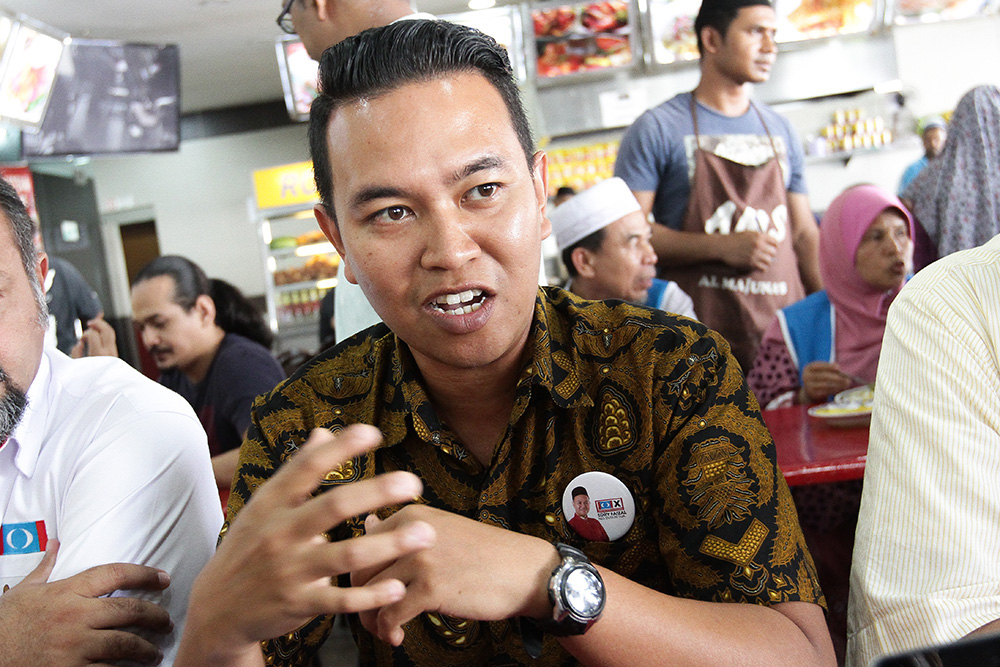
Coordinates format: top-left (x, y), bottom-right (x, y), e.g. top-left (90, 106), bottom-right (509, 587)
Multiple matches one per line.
top-left (0, 175), bottom-right (47, 325)
top-left (308, 19), bottom-right (535, 219)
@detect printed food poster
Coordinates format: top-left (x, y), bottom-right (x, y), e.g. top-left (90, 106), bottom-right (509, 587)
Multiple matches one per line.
top-left (893, 0), bottom-right (994, 22)
top-left (0, 24), bottom-right (64, 126)
top-left (532, 1), bottom-right (632, 79)
top-left (774, 0), bottom-right (875, 41)
top-left (648, 0), bottom-right (701, 65)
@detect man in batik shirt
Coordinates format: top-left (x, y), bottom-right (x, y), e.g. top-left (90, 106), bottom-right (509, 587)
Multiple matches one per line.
top-left (176, 19), bottom-right (834, 667)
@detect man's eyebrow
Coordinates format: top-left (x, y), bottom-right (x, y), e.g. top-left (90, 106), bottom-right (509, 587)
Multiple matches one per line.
top-left (347, 155), bottom-right (511, 211)
top-left (348, 186), bottom-right (408, 211)
top-left (451, 155), bottom-right (507, 184)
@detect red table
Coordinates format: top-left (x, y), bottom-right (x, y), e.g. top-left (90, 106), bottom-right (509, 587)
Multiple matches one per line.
top-left (762, 405), bottom-right (870, 486)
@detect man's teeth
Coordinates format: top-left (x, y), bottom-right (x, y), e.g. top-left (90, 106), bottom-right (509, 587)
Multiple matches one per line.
top-left (433, 289), bottom-right (484, 315)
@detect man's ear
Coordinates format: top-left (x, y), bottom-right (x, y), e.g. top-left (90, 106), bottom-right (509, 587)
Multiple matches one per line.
top-left (314, 203), bottom-right (358, 285)
top-left (194, 293), bottom-right (216, 325)
top-left (313, 0), bottom-right (331, 21)
top-left (532, 151), bottom-right (552, 242)
top-left (700, 25), bottom-right (723, 55)
top-left (36, 252), bottom-right (48, 287)
top-left (571, 247), bottom-right (597, 279)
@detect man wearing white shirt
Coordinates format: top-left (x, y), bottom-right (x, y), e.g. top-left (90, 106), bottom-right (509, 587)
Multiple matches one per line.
top-left (0, 175), bottom-right (220, 664)
top-left (847, 234), bottom-right (1000, 666)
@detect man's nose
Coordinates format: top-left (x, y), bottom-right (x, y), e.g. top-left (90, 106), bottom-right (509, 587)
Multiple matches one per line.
top-left (761, 31), bottom-right (777, 53)
top-left (419, 212), bottom-right (482, 271)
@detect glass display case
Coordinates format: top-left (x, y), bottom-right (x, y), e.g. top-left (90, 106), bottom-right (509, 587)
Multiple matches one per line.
top-left (530, 0), bottom-right (636, 80)
top-left (258, 206), bottom-right (339, 354)
top-left (252, 161), bottom-right (336, 354)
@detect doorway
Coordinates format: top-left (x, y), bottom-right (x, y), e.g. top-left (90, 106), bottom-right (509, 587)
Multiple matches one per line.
top-left (119, 220), bottom-right (160, 378)
top-left (120, 220), bottom-right (160, 284)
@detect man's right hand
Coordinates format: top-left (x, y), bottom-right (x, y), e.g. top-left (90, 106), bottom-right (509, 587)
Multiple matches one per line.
top-left (719, 231), bottom-right (780, 272)
top-left (175, 425), bottom-right (436, 665)
top-left (0, 541), bottom-right (173, 665)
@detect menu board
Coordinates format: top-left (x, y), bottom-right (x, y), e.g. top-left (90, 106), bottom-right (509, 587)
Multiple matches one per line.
top-left (893, 0), bottom-right (995, 23)
top-left (0, 19), bottom-right (65, 127)
top-left (774, 0), bottom-right (876, 41)
top-left (532, 0), bottom-right (633, 79)
top-left (276, 36), bottom-right (318, 122)
top-left (648, 0), bottom-right (700, 65)
top-left (444, 6), bottom-right (526, 81)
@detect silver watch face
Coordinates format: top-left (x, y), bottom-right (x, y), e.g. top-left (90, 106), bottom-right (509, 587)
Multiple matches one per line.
top-left (564, 567), bottom-right (604, 618)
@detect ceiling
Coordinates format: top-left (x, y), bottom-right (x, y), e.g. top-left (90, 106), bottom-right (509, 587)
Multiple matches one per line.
top-left (3, 0), bottom-right (508, 114)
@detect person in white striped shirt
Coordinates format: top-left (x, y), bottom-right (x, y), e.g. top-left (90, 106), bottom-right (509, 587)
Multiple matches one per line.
top-left (847, 233), bottom-right (1000, 666)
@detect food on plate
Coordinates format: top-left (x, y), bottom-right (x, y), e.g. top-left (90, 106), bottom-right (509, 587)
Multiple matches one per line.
top-left (834, 384), bottom-right (875, 405)
top-left (295, 230), bottom-right (328, 246)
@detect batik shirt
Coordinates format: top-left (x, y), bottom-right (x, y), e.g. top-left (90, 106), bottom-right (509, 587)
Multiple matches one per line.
top-left (224, 286), bottom-right (824, 666)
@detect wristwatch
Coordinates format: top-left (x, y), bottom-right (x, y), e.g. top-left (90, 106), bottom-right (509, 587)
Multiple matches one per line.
top-left (521, 543), bottom-right (606, 657)
top-left (544, 542), bottom-right (606, 634)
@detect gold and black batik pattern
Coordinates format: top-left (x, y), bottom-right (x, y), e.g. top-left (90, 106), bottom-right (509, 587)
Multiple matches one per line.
top-left (223, 286), bottom-right (824, 666)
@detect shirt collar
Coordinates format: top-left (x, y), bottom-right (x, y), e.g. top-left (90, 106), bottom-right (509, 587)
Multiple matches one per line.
top-left (385, 288), bottom-right (592, 449)
top-left (9, 348), bottom-right (54, 479)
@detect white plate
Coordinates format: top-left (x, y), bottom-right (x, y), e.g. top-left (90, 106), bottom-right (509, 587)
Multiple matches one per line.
top-left (808, 400), bottom-right (872, 427)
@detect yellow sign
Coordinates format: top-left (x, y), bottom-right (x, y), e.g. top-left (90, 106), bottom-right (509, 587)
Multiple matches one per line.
top-left (253, 161), bottom-right (318, 209)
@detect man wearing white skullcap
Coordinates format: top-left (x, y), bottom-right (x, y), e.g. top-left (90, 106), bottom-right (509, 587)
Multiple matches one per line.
top-left (551, 178), bottom-right (697, 319)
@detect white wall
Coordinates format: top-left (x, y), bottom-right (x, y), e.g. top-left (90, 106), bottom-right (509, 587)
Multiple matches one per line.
top-left (893, 16), bottom-right (1000, 117)
top-left (89, 122), bottom-right (310, 315)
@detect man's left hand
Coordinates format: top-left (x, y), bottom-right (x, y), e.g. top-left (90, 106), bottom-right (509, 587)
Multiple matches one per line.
top-left (353, 505), bottom-right (559, 646)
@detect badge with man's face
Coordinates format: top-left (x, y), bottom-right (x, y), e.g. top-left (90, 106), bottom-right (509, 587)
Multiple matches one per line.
top-left (562, 472), bottom-right (635, 542)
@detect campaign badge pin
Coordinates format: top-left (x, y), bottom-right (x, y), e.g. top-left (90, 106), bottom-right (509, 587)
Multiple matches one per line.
top-left (0, 521), bottom-right (48, 556)
top-left (562, 472), bottom-right (635, 542)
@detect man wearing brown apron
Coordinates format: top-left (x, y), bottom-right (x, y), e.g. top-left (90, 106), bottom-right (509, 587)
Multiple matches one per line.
top-left (614, 0), bottom-right (821, 372)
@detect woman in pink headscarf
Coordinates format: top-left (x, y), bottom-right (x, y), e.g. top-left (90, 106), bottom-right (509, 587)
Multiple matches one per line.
top-left (747, 184), bottom-right (914, 409)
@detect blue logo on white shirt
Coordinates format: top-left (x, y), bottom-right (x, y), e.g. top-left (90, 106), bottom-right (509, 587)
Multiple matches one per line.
top-left (0, 521), bottom-right (48, 555)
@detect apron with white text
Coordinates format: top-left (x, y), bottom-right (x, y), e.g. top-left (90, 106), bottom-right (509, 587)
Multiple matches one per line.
top-left (666, 96), bottom-right (805, 372)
